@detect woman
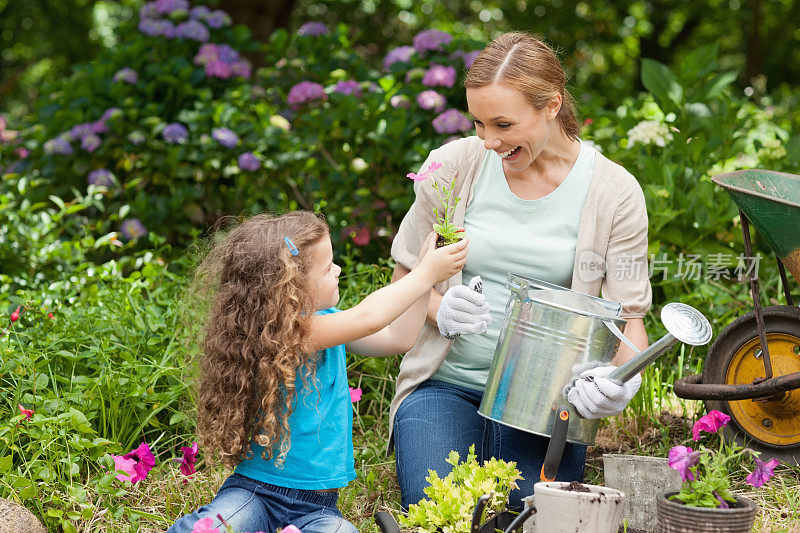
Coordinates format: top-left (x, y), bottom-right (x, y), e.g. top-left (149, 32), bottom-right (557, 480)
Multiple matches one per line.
top-left (389, 32), bottom-right (652, 510)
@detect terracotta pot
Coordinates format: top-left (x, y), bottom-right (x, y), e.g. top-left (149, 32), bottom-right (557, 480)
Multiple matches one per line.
top-left (656, 491), bottom-right (757, 533)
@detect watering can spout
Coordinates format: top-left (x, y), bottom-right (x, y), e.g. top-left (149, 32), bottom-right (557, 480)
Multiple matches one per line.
top-left (607, 303), bottom-right (713, 383)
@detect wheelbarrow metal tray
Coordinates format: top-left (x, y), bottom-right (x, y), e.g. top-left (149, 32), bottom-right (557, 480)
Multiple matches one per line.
top-left (711, 169), bottom-right (800, 282)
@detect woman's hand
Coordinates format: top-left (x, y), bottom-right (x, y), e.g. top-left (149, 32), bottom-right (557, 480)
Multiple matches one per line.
top-left (415, 235), bottom-right (469, 284)
top-left (564, 363), bottom-right (642, 419)
top-left (436, 276), bottom-right (491, 339)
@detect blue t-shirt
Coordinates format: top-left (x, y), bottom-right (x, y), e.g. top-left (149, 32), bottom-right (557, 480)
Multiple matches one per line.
top-left (234, 307), bottom-right (356, 489)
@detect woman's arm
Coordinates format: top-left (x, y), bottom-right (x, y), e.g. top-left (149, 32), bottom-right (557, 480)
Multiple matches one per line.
top-left (611, 317), bottom-right (648, 366)
top-left (308, 238), bottom-right (467, 352)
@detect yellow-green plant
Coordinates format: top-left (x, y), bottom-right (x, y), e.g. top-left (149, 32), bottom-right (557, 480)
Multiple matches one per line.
top-left (400, 445), bottom-right (521, 533)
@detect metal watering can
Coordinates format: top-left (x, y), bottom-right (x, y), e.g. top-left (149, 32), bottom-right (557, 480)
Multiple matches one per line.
top-left (478, 274), bottom-right (712, 446)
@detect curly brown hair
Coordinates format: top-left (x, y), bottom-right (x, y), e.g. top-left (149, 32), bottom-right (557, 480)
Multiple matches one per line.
top-left (189, 211), bottom-right (329, 469)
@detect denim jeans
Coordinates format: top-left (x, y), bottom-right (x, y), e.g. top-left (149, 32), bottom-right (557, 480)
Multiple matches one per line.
top-left (394, 380), bottom-right (586, 511)
top-left (167, 473), bottom-right (358, 533)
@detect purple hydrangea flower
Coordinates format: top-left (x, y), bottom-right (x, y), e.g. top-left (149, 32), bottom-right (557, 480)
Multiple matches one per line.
top-left (230, 60), bottom-right (252, 79)
top-left (44, 137), bottom-right (73, 155)
top-left (91, 120), bottom-right (109, 134)
top-left (287, 81), bottom-right (326, 109)
top-left (333, 80), bottom-right (362, 97)
top-left (416, 90), bottom-right (446, 112)
top-left (383, 46), bottom-right (415, 70)
top-left (139, 2), bottom-right (159, 20)
top-left (422, 64), bottom-right (457, 88)
top-left (113, 67), bottom-right (138, 84)
top-left (138, 19), bottom-right (175, 38)
top-left (175, 20), bottom-right (209, 42)
top-left (238, 152), bottom-right (261, 171)
top-left (297, 22), bottom-right (328, 37)
top-left (206, 60), bottom-right (232, 79)
top-left (154, 0), bottom-right (188, 15)
top-left (162, 122), bottom-right (188, 144)
top-left (205, 10), bottom-right (232, 29)
top-left (216, 44), bottom-right (240, 63)
top-left (412, 29), bottom-right (452, 53)
top-left (81, 134), bottom-right (102, 153)
top-left (88, 169), bottom-right (115, 187)
top-left (390, 95), bottom-right (411, 109)
top-left (120, 218), bottom-right (148, 241)
top-left (432, 109), bottom-right (472, 134)
top-left (194, 43), bottom-right (219, 65)
top-left (212, 127), bottom-right (239, 148)
top-left (102, 107), bottom-right (122, 121)
top-left (71, 123), bottom-right (94, 140)
top-left (189, 5), bottom-right (211, 20)
top-left (461, 50), bottom-right (481, 69)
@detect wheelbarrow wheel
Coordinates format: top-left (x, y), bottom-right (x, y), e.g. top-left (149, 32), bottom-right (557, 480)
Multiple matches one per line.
top-left (703, 305), bottom-right (800, 464)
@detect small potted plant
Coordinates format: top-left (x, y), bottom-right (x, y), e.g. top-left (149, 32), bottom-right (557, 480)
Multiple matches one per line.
top-left (406, 161), bottom-right (463, 247)
top-left (659, 409), bottom-right (781, 532)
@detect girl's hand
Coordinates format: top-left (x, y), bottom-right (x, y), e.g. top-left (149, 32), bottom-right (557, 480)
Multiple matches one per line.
top-left (413, 232), bottom-right (438, 268)
top-left (417, 237), bottom-right (468, 284)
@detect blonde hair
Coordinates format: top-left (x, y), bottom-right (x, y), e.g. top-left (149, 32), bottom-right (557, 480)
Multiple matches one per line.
top-left (188, 211), bottom-right (329, 469)
top-left (464, 32), bottom-right (580, 137)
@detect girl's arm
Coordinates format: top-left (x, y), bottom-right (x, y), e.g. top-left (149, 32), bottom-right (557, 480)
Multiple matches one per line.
top-left (308, 236), bottom-right (468, 352)
top-left (391, 263), bottom-right (443, 328)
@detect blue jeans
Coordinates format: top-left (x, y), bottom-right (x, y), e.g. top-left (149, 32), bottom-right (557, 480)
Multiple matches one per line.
top-left (167, 473), bottom-right (358, 533)
top-left (394, 380), bottom-right (586, 511)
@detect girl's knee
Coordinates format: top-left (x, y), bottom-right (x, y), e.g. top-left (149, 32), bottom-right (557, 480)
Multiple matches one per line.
top-left (296, 511), bottom-right (359, 533)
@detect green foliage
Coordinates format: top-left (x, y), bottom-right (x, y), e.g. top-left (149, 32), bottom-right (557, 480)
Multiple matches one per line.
top-left (399, 445), bottom-right (521, 533)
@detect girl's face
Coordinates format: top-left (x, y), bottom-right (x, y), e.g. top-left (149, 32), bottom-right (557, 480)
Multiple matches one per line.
top-left (308, 235), bottom-right (342, 310)
top-left (466, 83), bottom-right (561, 172)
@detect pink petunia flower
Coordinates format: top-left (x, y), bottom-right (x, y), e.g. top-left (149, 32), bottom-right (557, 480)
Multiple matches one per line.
top-left (746, 457), bottom-right (780, 487)
top-left (692, 410), bottom-right (731, 441)
top-left (282, 526), bottom-right (302, 533)
top-left (18, 404), bottom-right (34, 420)
top-left (109, 454), bottom-right (139, 483)
top-left (191, 517), bottom-right (220, 533)
top-left (179, 441), bottom-right (199, 479)
top-left (349, 387), bottom-right (362, 402)
top-left (667, 445), bottom-right (700, 482)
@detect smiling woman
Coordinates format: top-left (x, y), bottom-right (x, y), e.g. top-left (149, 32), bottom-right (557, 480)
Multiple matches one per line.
top-left (389, 31), bottom-right (652, 511)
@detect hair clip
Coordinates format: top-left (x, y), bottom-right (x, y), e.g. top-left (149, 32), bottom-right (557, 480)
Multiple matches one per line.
top-left (284, 237), bottom-right (299, 255)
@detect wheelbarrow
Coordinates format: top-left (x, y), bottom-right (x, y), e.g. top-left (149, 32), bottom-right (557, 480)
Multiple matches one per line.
top-left (673, 169), bottom-right (800, 464)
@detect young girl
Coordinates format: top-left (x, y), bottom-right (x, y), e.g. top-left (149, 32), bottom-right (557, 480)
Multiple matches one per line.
top-left (168, 211), bottom-right (468, 533)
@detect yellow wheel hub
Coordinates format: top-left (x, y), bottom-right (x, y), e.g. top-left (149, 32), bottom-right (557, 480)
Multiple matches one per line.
top-left (725, 333), bottom-right (800, 446)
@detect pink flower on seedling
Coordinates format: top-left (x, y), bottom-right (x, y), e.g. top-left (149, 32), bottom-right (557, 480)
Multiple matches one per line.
top-left (349, 387), bottom-right (362, 403)
top-left (406, 161), bottom-right (442, 182)
top-left (18, 404), bottom-right (34, 420)
top-left (179, 441), bottom-right (199, 479)
top-left (109, 454), bottom-right (139, 483)
top-left (191, 517), bottom-right (220, 533)
top-left (667, 445), bottom-right (700, 482)
top-left (746, 457), bottom-right (780, 487)
top-left (692, 410), bottom-right (731, 441)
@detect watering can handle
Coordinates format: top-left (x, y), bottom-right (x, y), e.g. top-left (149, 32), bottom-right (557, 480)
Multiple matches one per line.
top-left (540, 406), bottom-right (570, 482)
top-left (602, 320), bottom-right (641, 355)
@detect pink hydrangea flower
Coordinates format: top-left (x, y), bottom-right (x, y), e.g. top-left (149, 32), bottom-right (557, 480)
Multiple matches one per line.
top-left (692, 410), bottom-right (731, 441)
top-left (746, 457), bottom-right (780, 487)
top-left (667, 445), bottom-right (700, 482)
top-left (297, 22), bottom-right (328, 37)
top-left (383, 46), bottom-right (415, 70)
top-left (432, 109), bottom-right (472, 134)
top-left (287, 81), bottom-right (326, 109)
top-left (416, 90), bottom-right (446, 112)
top-left (422, 65), bottom-right (457, 88)
top-left (333, 80), bottom-right (362, 97)
top-left (412, 29), bottom-right (452, 53)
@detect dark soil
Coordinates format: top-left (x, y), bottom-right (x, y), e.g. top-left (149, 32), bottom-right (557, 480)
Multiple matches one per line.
top-left (435, 234), bottom-right (462, 248)
top-left (562, 480), bottom-right (591, 493)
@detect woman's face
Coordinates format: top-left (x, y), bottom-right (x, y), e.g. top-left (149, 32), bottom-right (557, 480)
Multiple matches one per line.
top-left (308, 235), bottom-right (342, 311)
top-left (466, 83), bottom-right (561, 171)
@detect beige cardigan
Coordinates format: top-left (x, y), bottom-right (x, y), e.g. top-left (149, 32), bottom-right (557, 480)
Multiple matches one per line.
top-left (387, 136), bottom-right (652, 451)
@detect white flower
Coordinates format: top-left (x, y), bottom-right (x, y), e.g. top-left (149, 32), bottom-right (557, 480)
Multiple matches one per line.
top-left (626, 120), bottom-right (674, 147)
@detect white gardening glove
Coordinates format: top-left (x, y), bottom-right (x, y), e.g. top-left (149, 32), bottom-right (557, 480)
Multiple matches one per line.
top-left (565, 363), bottom-right (642, 419)
top-left (436, 276), bottom-right (491, 339)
